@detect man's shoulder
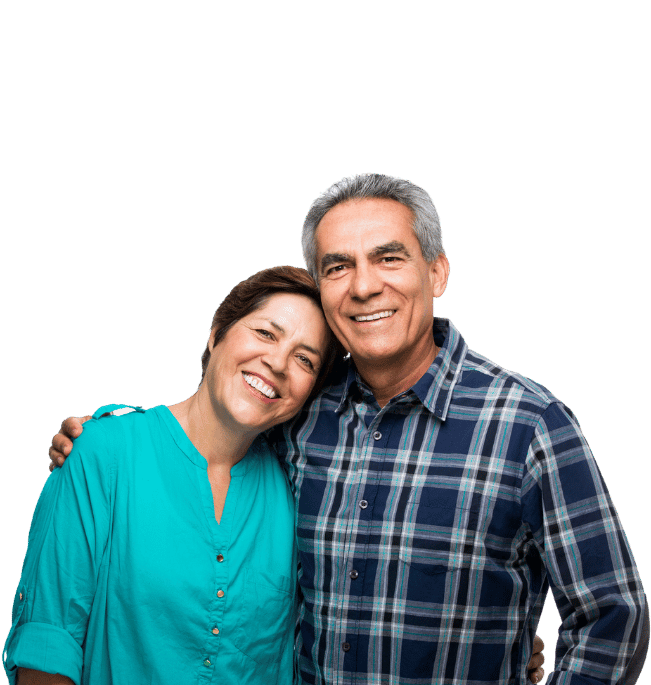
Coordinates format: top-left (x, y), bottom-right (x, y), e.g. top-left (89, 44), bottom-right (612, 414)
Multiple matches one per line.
top-left (458, 347), bottom-right (560, 412)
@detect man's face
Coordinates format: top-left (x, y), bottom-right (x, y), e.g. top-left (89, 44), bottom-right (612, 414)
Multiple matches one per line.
top-left (315, 198), bottom-right (448, 372)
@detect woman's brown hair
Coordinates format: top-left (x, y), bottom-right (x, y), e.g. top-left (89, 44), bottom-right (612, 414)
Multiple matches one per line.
top-left (200, 265), bottom-right (343, 399)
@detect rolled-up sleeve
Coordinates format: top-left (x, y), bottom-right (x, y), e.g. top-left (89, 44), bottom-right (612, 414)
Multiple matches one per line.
top-left (522, 402), bottom-right (647, 685)
top-left (3, 422), bottom-right (114, 685)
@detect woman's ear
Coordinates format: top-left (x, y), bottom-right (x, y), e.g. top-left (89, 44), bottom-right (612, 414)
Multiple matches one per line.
top-left (207, 328), bottom-right (219, 353)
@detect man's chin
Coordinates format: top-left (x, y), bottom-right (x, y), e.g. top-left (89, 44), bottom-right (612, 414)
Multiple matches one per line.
top-left (349, 347), bottom-right (400, 367)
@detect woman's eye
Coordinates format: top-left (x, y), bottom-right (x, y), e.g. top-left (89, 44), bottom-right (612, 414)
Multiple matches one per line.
top-left (257, 329), bottom-right (273, 339)
top-left (297, 355), bottom-right (315, 370)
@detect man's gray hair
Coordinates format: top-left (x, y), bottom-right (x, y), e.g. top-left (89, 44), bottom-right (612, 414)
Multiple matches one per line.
top-left (302, 173), bottom-right (444, 281)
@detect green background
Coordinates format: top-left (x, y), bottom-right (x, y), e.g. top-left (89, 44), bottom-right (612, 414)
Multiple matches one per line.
top-left (0, 2), bottom-right (651, 680)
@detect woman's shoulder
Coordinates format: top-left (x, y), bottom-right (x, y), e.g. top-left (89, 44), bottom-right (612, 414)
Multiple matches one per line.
top-left (68, 405), bottom-right (158, 468)
top-left (247, 434), bottom-right (291, 488)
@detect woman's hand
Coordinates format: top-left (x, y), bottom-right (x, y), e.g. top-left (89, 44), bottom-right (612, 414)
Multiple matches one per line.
top-left (49, 416), bottom-right (91, 471)
top-left (528, 635), bottom-right (545, 683)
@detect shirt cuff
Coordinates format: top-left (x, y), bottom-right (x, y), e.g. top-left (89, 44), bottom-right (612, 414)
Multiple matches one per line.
top-left (548, 671), bottom-right (621, 685)
top-left (5, 621), bottom-right (82, 685)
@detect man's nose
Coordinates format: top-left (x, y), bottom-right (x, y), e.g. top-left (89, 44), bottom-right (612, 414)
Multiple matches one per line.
top-left (349, 263), bottom-right (382, 301)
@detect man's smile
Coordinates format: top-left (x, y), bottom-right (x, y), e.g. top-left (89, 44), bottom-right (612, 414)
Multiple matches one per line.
top-left (351, 310), bottom-right (396, 322)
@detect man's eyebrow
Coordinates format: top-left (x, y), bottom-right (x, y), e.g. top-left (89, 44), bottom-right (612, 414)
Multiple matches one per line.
top-left (368, 241), bottom-right (411, 259)
top-left (320, 252), bottom-right (352, 272)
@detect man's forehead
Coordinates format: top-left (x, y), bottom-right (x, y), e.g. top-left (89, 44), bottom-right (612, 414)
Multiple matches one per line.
top-left (315, 198), bottom-right (417, 255)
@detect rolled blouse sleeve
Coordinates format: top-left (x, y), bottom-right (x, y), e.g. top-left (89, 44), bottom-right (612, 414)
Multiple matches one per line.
top-left (4, 421), bottom-right (115, 685)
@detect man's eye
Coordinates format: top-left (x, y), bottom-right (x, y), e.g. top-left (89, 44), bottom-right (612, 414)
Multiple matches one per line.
top-left (325, 265), bottom-right (346, 276)
top-left (382, 256), bottom-right (400, 263)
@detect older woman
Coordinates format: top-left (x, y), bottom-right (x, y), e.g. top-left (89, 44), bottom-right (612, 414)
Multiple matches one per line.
top-left (4, 266), bottom-right (341, 685)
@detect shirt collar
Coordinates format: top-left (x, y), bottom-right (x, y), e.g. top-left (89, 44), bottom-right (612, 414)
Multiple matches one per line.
top-left (335, 318), bottom-right (468, 421)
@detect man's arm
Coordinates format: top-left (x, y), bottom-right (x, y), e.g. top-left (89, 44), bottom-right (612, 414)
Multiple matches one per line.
top-left (49, 416), bottom-right (92, 471)
top-left (523, 402), bottom-right (647, 684)
top-left (619, 599), bottom-right (649, 684)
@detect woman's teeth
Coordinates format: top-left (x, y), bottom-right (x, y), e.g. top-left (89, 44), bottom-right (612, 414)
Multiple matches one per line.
top-left (353, 310), bottom-right (395, 322)
top-left (243, 373), bottom-right (278, 399)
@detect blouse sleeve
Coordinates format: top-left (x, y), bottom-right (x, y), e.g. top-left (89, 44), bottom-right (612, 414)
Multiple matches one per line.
top-left (3, 420), bottom-right (115, 685)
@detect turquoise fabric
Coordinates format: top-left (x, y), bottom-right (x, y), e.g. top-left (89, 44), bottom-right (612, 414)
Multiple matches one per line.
top-left (4, 406), bottom-right (297, 685)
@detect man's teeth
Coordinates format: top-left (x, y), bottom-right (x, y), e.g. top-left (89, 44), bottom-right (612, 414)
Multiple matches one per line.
top-left (243, 373), bottom-right (278, 399)
top-left (354, 310), bottom-right (395, 322)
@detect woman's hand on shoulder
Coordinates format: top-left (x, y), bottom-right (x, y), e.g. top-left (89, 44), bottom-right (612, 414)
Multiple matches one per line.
top-left (49, 416), bottom-right (91, 471)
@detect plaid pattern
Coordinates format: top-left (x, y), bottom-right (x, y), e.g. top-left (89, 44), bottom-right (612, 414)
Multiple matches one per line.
top-left (272, 319), bottom-right (646, 685)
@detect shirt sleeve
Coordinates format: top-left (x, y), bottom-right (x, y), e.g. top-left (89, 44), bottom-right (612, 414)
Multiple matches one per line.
top-left (521, 401), bottom-right (647, 685)
top-left (3, 421), bottom-right (115, 685)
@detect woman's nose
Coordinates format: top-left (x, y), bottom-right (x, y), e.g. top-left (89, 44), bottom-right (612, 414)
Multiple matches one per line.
top-left (262, 348), bottom-right (289, 376)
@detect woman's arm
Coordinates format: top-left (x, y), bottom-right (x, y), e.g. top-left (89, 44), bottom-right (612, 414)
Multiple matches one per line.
top-left (17, 668), bottom-right (75, 685)
top-left (5, 420), bottom-right (114, 684)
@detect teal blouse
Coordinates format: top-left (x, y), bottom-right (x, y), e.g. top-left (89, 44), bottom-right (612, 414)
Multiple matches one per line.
top-left (4, 405), bottom-right (297, 685)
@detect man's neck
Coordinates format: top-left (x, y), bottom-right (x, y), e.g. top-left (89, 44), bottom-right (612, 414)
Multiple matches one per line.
top-left (354, 339), bottom-right (441, 409)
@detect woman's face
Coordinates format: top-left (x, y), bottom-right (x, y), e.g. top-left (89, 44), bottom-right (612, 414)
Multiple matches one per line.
top-left (203, 292), bottom-right (330, 434)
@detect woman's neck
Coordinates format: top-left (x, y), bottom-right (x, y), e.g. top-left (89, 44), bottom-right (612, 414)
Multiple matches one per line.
top-left (167, 391), bottom-right (257, 468)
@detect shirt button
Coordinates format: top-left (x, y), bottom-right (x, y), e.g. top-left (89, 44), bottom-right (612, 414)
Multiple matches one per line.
top-left (216, 554), bottom-right (224, 562)
top-left (350, 570), bottom-right (358, 579)
top-left (373, 431), bottom-right (382, 440)
top-left (217, 589), bottom-right (225, 598)
top-left (359, 500), bottom-right (368, 509)
top-left (212, 627), bottom-right (220, 635)
top-left (342, 642), bottom-right (351, 652)
top-left (19, 593), bottom-right (23, 601)
top-left (203, 659), bottom-right (211, 666)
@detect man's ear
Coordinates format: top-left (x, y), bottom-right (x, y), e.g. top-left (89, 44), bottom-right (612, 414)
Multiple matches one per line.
top-left (430, 254), bottom-right (450, 298)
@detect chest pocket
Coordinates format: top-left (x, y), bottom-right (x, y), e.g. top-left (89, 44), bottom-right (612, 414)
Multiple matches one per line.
top-left (232, 567), bottom-right (295, 666)
top-left (404, 488), bottom-right (484, 572)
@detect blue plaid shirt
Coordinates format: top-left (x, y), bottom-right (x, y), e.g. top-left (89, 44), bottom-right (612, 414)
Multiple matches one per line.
top-left (272, 319), bottom-right (646, 685)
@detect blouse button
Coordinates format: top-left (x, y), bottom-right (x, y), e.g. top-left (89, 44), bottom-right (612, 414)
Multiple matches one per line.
top-left (359, 500), bottom-right (368, 509)
top-left (19, 593), bottom-right (23, 601)
top-left (217, 589), bottom-right (225, 598)
top-left (203, 659), bottom-right (211, 667)
top-left (212, 627), bottom-right (220, 635)
top-left (217, 554), bottom-right (224, 562)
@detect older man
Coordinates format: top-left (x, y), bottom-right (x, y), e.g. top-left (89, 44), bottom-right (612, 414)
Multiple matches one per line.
top-left (50, 174), bottom-right (646, 684)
